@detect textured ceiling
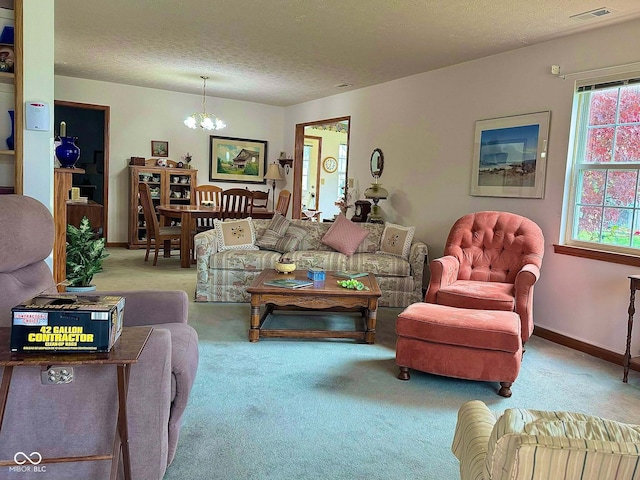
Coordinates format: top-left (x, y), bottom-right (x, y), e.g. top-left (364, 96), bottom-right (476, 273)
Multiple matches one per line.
top-left (54, 0), bottom-right (640, 107)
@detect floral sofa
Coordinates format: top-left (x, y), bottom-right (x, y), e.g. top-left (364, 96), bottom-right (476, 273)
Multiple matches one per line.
top-left (194, 218), bottom-right (428, 307)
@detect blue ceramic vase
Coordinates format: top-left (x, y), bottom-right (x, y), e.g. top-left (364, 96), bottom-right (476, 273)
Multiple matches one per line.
top-left (6, 109), bottom-right (13, 150)
top-left (55, 136), bottom-right (81, 168)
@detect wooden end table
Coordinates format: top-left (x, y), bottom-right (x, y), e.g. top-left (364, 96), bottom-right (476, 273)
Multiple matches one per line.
top-left (247, 270), bottom-right (382, 343)
top-left (623, 275), bottom-right (640, 383)
top-left (0, 326), bottom-right (152, 480)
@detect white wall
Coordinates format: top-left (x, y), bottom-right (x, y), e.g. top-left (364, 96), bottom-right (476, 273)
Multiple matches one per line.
top-left (22, 0), bottom-right (54, 208)
top-left (19, 0), bottom-right (54, 271)
top-left (54, 77), bottom-right (285, 242)
top-left (283, 18), bottom-right (640, 356)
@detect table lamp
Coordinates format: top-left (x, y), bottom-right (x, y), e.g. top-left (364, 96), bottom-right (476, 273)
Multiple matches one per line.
top-left (264, 163), bottom-right (284, 210)
top-left (363, 176), bottom-right (388, 223)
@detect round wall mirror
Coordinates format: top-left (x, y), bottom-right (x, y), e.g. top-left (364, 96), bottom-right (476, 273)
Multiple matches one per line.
top-left (370, 148), bottom-right (384, 178)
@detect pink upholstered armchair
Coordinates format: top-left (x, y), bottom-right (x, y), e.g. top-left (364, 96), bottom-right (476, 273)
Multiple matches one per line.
top-left (425, 211), bottom-right (544, 343)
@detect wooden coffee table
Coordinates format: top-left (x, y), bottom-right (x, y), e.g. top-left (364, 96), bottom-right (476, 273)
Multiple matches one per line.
top-left (247, 270), bottom-right (382, 343)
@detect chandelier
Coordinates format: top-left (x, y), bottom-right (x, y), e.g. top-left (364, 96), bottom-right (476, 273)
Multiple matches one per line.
top-left (184, 76), bottom-right (226, 131)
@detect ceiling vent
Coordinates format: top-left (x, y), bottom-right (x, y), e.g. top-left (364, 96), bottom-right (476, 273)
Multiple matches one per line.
top-left (570, 7), bottom-right (616, 21)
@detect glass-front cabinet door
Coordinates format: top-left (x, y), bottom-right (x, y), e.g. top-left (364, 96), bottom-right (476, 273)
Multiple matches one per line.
top-left (128, 160), bottom-right (197, 248)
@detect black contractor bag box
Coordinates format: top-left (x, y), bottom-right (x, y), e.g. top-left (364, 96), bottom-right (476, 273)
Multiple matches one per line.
top-left (10, 295), bottom-right (125, 353)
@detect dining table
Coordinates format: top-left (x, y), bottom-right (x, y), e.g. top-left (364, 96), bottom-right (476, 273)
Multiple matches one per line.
top-left (156, 204), bottom-right (275, 268)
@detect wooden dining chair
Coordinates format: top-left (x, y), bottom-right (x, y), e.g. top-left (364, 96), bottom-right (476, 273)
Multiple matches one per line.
top-left (250, 190), bottom-right (269, 213)
top-left (195, 184), bottom-right (223, 205)
top-left (194, 184), bottom-right (223, 232)
top-left (220, 188), bottom-right (253, 219)
top-left (138, 182), bottom-right (183, 265)
top-left (275, 189), bottom-right (291, 216)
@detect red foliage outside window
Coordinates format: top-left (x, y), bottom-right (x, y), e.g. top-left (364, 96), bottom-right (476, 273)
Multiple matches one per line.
top-left (574, 85), bottom-right (640, 247)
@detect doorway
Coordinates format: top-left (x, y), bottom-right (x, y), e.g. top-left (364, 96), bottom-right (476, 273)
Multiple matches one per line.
top-left (54, 101), bottom-right (110, 239)
top-left (292, 116), bottom-right (350, 220)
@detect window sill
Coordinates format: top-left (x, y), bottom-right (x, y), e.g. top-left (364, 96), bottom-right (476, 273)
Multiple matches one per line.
top-left (553, 244), bottom-right (640, 267)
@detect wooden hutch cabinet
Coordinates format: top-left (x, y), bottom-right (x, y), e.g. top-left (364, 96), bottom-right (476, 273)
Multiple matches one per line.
top-left (128, 159), bottom-right (197, 249)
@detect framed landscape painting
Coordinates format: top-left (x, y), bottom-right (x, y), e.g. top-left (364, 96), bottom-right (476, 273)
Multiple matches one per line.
top-left (470, 111), bottom-right (550, 198)
top-left (209, 135), bottom-right (267, 183)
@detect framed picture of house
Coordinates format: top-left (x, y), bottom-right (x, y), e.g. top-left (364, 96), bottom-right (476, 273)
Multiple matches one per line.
top-left (470, 111), bottom-right (550, 198)
top-left (209, 135), bottom-right (268, 183)
top-left (151, 140), bottom-right (169, 157)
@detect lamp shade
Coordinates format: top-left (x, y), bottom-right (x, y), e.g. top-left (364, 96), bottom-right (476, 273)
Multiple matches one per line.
top-left (264, 163), bottom-right (283, 181)
top-left (363, 182), bottom-right (388, 200)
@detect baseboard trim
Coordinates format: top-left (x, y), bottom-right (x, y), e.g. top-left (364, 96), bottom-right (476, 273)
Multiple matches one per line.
top-left (106, 242), bottom-right (128, 248)
top-left (533, 326), bottom-right (638, 372)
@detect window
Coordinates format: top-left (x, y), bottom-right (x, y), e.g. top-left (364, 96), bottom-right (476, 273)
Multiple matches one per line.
top-left (302, 144), bottom-right (311, 208)
top-left (337, 143), bottom-right (347, 195)
top-left (564, 76), bottom-right (640, 255)
top-left (302, 144), bottom-right (311, 192)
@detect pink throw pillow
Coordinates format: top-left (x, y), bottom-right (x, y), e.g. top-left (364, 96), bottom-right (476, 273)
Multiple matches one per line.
top-left (321, 214), bottom-right (369, 256)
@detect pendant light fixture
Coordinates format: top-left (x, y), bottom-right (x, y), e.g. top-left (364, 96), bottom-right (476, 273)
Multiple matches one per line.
top-left (184, 75), bottom-right (226, 131)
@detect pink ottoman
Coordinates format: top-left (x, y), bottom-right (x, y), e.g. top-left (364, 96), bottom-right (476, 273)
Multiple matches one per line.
top-left (395, 303), bottom-right (522, 397)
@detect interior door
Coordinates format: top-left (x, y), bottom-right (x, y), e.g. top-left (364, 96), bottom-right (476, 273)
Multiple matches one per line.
top-left (54, 101), bottom-right (110, 240)
top-left (293, 117), bottom-right (350, 220)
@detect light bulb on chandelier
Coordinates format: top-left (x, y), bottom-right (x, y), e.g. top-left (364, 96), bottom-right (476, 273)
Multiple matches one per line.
top-left (184, 75), bottom-right (226, 131)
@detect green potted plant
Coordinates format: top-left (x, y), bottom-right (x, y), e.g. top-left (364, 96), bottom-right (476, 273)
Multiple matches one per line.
top-left (66, 216), bottom-right (109, 291)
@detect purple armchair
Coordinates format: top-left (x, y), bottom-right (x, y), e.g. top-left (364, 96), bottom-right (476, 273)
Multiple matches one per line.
top-left (0, 195), bottom-right (199, 479)
top-left (425, 211), bottom-right (544, 343)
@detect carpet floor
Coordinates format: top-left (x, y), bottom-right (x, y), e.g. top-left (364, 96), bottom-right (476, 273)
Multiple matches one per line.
top-left (95, 248), bottom-right (640, 479)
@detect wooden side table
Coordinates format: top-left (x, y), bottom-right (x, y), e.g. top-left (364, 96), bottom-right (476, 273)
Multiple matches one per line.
top-left (0, 326), bottom-right (152, 480)
top-left (623, 275), bottom-right (640, 383)
top-left (67, 199), bottom-right (104, 231)
top-left (54, 167), bottom-right (85, 289)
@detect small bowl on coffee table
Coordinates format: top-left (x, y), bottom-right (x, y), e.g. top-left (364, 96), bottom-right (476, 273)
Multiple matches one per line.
top-left (274, 259), bottom-right (296, 274)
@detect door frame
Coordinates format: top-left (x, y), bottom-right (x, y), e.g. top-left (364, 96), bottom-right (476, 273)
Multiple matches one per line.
top-left (292, 116), bottom-right (350, 219)
top-left (54, 100), bottom-right (110, 241)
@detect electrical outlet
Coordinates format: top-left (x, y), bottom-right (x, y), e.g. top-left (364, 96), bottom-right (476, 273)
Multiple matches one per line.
top-left (41, 366), bottom-right (74, 385)
top-left (348, 178), bottom-right (354, 188)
